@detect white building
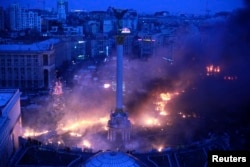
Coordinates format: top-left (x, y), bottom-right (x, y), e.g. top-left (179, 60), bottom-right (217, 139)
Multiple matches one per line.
top-left (0, 39), bottom-right (60, 90)
top-left (57, 0), bottom-right (68, 21)
top-left (0, 89), bottom-right (21, 167)
top-left (8, 3), bottom-right (41, 32)
top-left (21, 10), bottom-right (41, 32)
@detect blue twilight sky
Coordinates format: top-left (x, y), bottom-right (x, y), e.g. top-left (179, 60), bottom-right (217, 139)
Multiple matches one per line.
top-left (0, 0), bottom-right (245, 14)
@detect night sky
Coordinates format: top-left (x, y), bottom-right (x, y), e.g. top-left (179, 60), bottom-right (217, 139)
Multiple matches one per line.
top-left (0, 0), bottom-right (244, 14)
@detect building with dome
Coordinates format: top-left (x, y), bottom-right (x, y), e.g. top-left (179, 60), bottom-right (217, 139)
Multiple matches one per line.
top-left (11, 133), bottom-right (230, 167)
top-left (83, 151), bottom-right (146, 167)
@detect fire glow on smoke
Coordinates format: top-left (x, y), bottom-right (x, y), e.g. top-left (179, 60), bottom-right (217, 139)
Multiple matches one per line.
top-left (21, 89), bottom-right (186, 151)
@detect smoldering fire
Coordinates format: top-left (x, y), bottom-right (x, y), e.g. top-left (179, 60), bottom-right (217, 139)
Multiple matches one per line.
top-left (20, 5), bottom-right (250, 151)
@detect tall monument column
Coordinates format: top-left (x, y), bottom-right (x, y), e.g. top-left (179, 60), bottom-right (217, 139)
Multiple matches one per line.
top-left (107, 8), bottom-right (131, 142)
top-left (115, 35), bottom-right (125, 110)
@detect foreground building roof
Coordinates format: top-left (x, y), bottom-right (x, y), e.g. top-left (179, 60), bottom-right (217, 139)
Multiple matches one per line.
top-left (84, 151), bottom-right (145, 167)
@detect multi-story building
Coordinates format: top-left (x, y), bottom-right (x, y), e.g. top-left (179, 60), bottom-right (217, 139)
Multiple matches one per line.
top-left (21, 10), bottom-right (41, 32)
top-left (0, 39), bottom-right (60, 91)
top-left (136, 33), bottom-right (157, 58)
top-left (57, 0), bottom-right (68, 21)
top-left (8, 3), bottom-right (21, 31)
top-left (85, 34), bottom-right (112, 59)
top-left (103, 19), bottom-right (114, 33)
top-left (71, 38), bottom-right (86, 62)
top-left (0, 89), bottom-right (21, 167)
top-left (123, 34), bottom-right (134, 56)
top-left (8, 3), bottom-right (41, 32)
top-left (85, 20), bottom-right (101, 34)
top-left (0, 7), bottom-right (5, 31)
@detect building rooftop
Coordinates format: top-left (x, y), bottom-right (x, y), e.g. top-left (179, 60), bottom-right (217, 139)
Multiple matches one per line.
top-left (11, 133), bottom-right (230, 167)
top-left (84, 151), bottom-right (145, 167)
top-left (0, 89), bottom-right (20, 126)
top-left (0, 38), bottom-right (60, 52)
top-left (15, 146), bottom-right (82, 167)
top-left (0, 91), bottom-right (13, 107)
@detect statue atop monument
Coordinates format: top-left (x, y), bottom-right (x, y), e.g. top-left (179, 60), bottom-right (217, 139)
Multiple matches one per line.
top-left (112, 8), bottom-right (128, 33)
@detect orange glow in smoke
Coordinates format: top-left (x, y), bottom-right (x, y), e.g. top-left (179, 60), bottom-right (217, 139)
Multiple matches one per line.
top-left (145, 118), bottom-right (161, 126)
top-left (159, 111), bottom-right (168, 116)
top-left (83, 140), bottom-right (91, 148)
top-left (160, 93), bottom-right (171, 101)
top-left (61, 120), bottom-right (92, 131)
top-left (69, 132), bottom-right (82, 137)
top-left (157, 146), bottom-right (163, 152)
top-left (155, 92), bottom-right (177, 117)
top-left (23, 129), bottom-right (49, 137)
top-left (60, 116), bottom-right (109, 132)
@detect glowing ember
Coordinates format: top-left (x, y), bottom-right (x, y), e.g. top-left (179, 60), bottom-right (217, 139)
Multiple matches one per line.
top-left (160, 93), bottom-right (171, 101)
top-left (53, 81), bottom-right (63, 95)
top-left (103, 83), bottom-right (111, 89)
top-left (61, 120), bottom-right (92, 131)
top-left (99, 117), bottom-right (109, 123)
top-left (154, 92), bottom-right (179, 117)
top-left (159, 111), bottom-right (168, 116)
top-left (83, 140), bottom-right (91, 148)
top-left (23, 129), bottom-right (49, 137)
top-left (145, 118), bottom-right (160, 126)
top-left (69, 132), bottom-right (82, 137)
top-left (157, 146), bottom-right (163, 152)
top-left (60, 117), bottom-right (109, 132)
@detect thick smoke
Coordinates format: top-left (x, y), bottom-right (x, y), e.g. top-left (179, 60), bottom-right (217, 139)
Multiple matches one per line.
top-left (21, 2), bottom-right (250, 151)
top-left (122, 2), bottom-right (250, 148)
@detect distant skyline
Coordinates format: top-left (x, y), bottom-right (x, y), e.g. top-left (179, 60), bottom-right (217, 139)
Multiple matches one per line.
top-left (0, 0), bottom-right (245, 14)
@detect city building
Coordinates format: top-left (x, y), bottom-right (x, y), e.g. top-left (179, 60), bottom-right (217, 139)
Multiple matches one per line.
top-left (8, 3), bottom-right (21, 31)
top-left (103, 19), bottom-right (114, 33)
top-left (85, 20), bottom-right (101, 34)
top-left (0, 89), bottom-right (21, 167)
top-left (0, 38), bottom-right (60, 91)
top-left (51, 37), bottom-right (71, 68)
top-left (71, 37), bottom-right (86, 62)
top-left (0, 7), bottom-right (5, 31)
top-left (21, 10), bottom-right (42, 32)
top-left (136, 33), bottom-right (157, 58)
top-left (123, 34), bottom-right (135, 56)
top-left (7, 4), bottom-right (41, 32)
top-left (57, 0), bottom-right (68, 22)
top-left (85, 34), bottom-right (112, 59)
